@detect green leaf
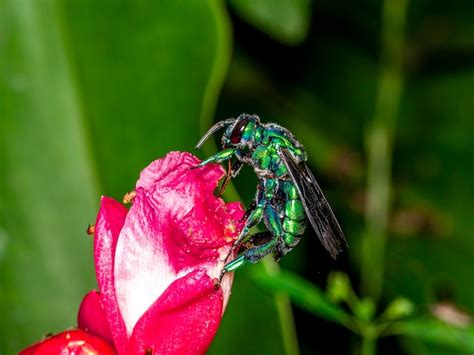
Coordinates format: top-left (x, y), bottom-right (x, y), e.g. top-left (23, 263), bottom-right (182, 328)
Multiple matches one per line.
top-left (395, 318), bottom-right (474, 352)
top-left (251, 268), bottom-right (350, 325)
top-left (228, 0), bottom-right (312, 45)
top-left (0, 0), bottom-right (99, 351)
top-left (60, 0), bottom-right (231, 196)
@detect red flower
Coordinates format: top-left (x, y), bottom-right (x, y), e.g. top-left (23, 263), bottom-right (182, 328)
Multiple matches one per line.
top-left (19, 329), bottom-right (116, 355)
top-left (21, 152), bottom-right (244, 355)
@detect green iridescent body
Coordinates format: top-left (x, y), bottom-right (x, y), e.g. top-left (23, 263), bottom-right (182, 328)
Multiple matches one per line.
top-left (195, 114), bottom-right (346, 279)
top-left (197, 116), bottom-right (308, 272)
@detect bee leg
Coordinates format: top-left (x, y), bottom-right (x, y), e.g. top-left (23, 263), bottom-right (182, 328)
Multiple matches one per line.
top-left (241, 231), bottom-right (276, 250)
top-left (274, 234), bottom-right (301, 261)
top-left (218, 160), bottom-right (244, 197)
top-left (217, 160), bottom-right (232, 197)
top-left (190, 148), bottom-right (236, 169)
top-left (230, 159), bottom-right (244, 178)
top-left (223, 201), bottom-right (264, 263)
top-left (263, 204), bottom-right (284, 241)
top-left (241, 200), bottom-right (257, 222)
top-left (221, 202), bottom-right (284, 280)
top-left (220, 231), bottom-right (276, 282)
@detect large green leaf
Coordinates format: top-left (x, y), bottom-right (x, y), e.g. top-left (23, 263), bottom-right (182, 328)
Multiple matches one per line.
top-left (229, 0), bottom-right (312, 45)
top-left (0, 1), bottom-right (295, 353)
top-left (60, 0), bottom-right (231, 196)
top-left (0, 0), bottom-right (99, 351)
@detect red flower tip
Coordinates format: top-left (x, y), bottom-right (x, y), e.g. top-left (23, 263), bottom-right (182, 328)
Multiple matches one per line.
top-left (78, 290), bottom-right (113, 343)
top-left (19, 329), bottom-right (116, 355)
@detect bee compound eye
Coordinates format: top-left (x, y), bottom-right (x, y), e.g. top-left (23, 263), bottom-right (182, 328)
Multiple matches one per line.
top-left (230, 118), bottom-right (249, 144)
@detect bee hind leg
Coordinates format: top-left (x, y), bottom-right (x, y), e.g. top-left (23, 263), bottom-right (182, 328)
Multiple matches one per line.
top-left (219, 231), bottom-right (276, 281)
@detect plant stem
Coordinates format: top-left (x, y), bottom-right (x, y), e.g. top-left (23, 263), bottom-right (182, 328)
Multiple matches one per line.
top-left (361, 335), bottom-right (376, 355)
top-left (263, 259), bottom-right (301, 355)
top-left (360, 0), bottom-right (409, 302)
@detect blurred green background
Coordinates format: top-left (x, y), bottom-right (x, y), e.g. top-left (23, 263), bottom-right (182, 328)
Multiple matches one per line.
top-left (1, 0), bottom-right (473, 354)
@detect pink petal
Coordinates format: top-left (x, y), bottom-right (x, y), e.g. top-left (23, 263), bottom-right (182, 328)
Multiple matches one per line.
top-left (114, 152), bottom-right (244, 334)
top-left (78, 290), bottom-right (113, 343)
top-left (94, 196), bottom-right (129, 354)
top-left (128, 269), bottom-right (223, 355)
top-left (135, 152), bottom-right (244, 273)
top-left (19, 329), bottom-right (116, 355)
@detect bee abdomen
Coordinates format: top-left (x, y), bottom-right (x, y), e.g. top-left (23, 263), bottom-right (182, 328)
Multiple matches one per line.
top-left (284, 199), bottom-right (305, 220)
top-left (282, 218), bottom-right (306, 235)
top-left (283, 198), bottom-right (306, 235)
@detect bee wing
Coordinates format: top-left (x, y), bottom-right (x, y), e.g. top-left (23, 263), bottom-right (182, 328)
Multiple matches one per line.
top-left (278, 149), bottom-right (347, 259)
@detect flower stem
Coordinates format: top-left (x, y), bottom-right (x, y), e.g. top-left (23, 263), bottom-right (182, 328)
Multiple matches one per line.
top-left (360, 0), bottom-right (409, 302)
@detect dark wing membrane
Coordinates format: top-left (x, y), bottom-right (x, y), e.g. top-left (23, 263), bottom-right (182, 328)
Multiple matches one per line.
top-left (279, 149), bottom-right (347, 258)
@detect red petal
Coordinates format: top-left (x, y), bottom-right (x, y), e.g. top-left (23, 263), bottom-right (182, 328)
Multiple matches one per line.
top-left (128, 269), bottom-right (223, 355)
top-left (94, 196), bottom-right (129, 353)
top-left (78, 290), bottom-right (113, 343)
top-left (19, 329), bottom-right (116, 355)
top-left (114, 152), bottom-right (243, 334)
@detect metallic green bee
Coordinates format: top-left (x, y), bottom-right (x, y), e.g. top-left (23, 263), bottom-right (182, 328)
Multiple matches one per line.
top-left (195, 114), bottom-right (347, 280)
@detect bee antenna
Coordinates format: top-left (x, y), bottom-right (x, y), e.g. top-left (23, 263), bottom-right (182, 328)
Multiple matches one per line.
top-left (195, 118), bottom-right (236, 149)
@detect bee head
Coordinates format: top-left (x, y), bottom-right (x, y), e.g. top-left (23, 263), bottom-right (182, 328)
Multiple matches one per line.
top-left (195, 114), bottom-right (260, 150)
top-left (222, 114), bottom-right (260, 149)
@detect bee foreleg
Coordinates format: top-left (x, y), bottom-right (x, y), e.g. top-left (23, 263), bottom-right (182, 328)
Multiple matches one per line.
top-left (192, 148), bottom-right (236, 169)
